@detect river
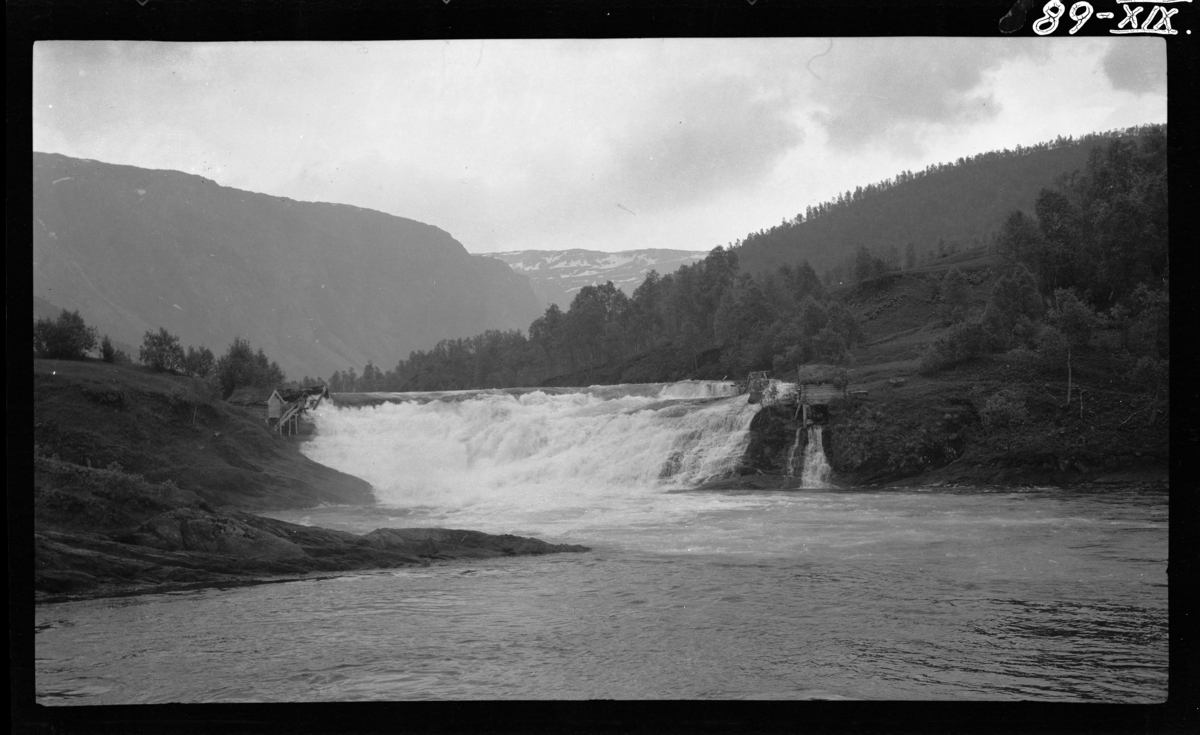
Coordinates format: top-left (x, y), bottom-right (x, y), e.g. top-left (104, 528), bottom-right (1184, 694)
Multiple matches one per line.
top-left (35, 382), bottom-right (1168, 702)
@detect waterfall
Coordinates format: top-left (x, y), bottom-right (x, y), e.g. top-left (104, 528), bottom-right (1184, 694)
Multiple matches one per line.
top-left (785, 428), bottom-right (804, 478)
top-left (302, 382), bottom-right (759, 513)
top-left (656, 380), bottom-right (740, 399)
top-left (800, 426), bottom-right (833, 488)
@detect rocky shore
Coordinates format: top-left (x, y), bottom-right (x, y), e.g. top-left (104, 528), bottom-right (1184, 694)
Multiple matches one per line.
top-left (32, 360), bottom-right (589, 603)
top-left (727, 359), bottom-right (1168, 490)
top-left (36, 507), bottom-right (590, 603)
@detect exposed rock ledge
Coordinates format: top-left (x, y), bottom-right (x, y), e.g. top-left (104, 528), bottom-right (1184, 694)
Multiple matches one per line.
top-left (35, 510), bottom-right (590, 603)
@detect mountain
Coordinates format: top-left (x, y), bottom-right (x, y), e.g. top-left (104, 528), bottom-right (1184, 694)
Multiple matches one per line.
top-left (33, 153), bottom-right (542, 379)
top-left (488, 248), bottom-right (708, 310)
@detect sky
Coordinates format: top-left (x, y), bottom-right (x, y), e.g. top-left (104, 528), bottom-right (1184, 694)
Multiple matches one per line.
top-left (33, 37), bottom-right (1166, 255)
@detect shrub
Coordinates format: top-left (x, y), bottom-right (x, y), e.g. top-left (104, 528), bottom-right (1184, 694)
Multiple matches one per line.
top-left (917, 343), bottom-right (944, 375)
top-left (1035, 324), bottom-right (1069, 374)
top-left (917, 320), bottom-right (990, 375)
top-left (33, 309), bottom-right (99, 359)
top-left (1126, 355), bottom-right (1168, 400)
top-left (139, 328), bottom-right (186, 372)
top-left (941, 268), bottom-right (970, 324)
top-left (979, 389), bottom-right (1029, 452)
top-left (1049, 288), bottom-right (1096, 347)
top-left (1002, 346), bottom-right (1039, 377)
top-left (1012, 315), bottom-right (1039, 348)
top-left (795, 364), bottom-right (846, 386)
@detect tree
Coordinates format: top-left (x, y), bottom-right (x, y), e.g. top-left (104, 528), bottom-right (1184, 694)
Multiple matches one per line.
top-left (34, 309), bottom-right (99, 360)
top-left (853, 246), bottom-right (885, 283)
top-left (996, 132), bottom-right (1167, 309)
top-left (1126, 355), bottom-right (1169, 426)
top-left (100, 335), bottom-right (117, 363)
top-left (883, 244), bottom-right (900, 271)
top-left (1035, 324), bottom-right (1069, 376)
top-left (993, 210), bottom-right (1046, 271)
top-left (679, 321), bottom-right (701, 372)
top-left (139, 328), bottom-right (186, 372)
top-left (183, 345), bottom-right (216, 377)
top-left (100, 334), bottom-right (131, 364)
top-left (982, 266), bottom-right (1043, 348)
top-left (811, 327), bottom-right (848, 363)
top-left (941, 268), bottom-right (970, 324)
top-left (713, 274), bottom-right (771, 347)
top-left (796, 297), bottom-right (828, 339)
top-left (1124, 282), bottom-right (1169, 358)
top-left (824, 301), bottom-right (863, 347)
top-left (214, 336), bottom-right (286, 399)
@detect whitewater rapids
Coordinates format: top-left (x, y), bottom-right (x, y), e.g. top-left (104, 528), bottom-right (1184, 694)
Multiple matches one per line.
top-left (301, 381), bottom-right (760, 535)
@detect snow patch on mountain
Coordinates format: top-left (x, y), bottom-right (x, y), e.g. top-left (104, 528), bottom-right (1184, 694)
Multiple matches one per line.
top-left (487, 248), bottom-right (709, 310)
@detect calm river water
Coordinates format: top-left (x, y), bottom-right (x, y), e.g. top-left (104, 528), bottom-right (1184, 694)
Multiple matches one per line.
top-left (35, 384), bottom-right (1168, 702)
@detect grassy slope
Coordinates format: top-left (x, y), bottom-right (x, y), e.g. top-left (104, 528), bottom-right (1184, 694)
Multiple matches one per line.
top-left (33, 358), bottom-right (374, 510)
top-left (31, 359), bottom-right (590, 600)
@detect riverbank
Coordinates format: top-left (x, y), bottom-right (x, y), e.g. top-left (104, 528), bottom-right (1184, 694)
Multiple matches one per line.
top-left (35, 503), bottom-right (590, 603)
top-left (723, 344), bottom-right (1167, 489)
top-left (32, 360), bottom-right (589, 602)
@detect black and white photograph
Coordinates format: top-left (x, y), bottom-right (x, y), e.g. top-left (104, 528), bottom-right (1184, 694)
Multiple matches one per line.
top-left (21, 6), bottom-right (1182, 719)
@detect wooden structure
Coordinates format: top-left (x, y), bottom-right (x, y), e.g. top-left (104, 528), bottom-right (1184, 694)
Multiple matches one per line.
top-left (797, 383), bottom-right (839, 405)
top-left (746, 366), bottom-right (844, 426)
top-left (794, 382), bottom-right (835, 427)
top-left (746, 372), bottom-right (773, 404)
top-left (266, 384), bottom-right (330, 435)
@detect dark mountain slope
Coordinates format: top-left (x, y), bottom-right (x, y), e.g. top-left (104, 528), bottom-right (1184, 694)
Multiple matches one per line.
top-left (33, 153), bottom-right (542, 379)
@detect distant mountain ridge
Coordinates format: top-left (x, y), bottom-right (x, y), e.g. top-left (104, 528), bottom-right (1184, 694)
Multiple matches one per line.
top-left (33, 153), bottom-right (542, 379)
top-left (488, 248), bottom-right (708, 309)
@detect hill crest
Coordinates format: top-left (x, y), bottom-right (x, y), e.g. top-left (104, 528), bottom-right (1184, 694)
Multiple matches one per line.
top-left (33, 152), bottom-right (542, 379)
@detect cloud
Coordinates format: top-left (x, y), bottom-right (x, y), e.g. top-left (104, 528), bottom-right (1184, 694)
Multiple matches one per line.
top-left (33, 39), bottom-right (1166, 258)
top-left (1100, 37), bottom-right (1167, 94)
top-left (600, 74), bottom-right (803, 212)
top-left (808, 38), bottom-right (1047, 153)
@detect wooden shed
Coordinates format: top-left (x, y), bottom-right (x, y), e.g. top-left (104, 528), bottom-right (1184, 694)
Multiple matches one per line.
top-left (266, 389), bottom-right (285, 427)
top-left (798, 383), bottom-right (839, 405)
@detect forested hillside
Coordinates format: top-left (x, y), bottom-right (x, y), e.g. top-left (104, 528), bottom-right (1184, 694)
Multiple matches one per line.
top-left (328, 249), bottom-right (858, 391)
top-left (328, 126), bottom-right (1165, 396)
top-left (733, 127), bottom-right (1159, 280)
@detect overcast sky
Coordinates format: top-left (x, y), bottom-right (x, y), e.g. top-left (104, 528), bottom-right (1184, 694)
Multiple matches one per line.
top-left (34, 38), bottom-right (1165, 255)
